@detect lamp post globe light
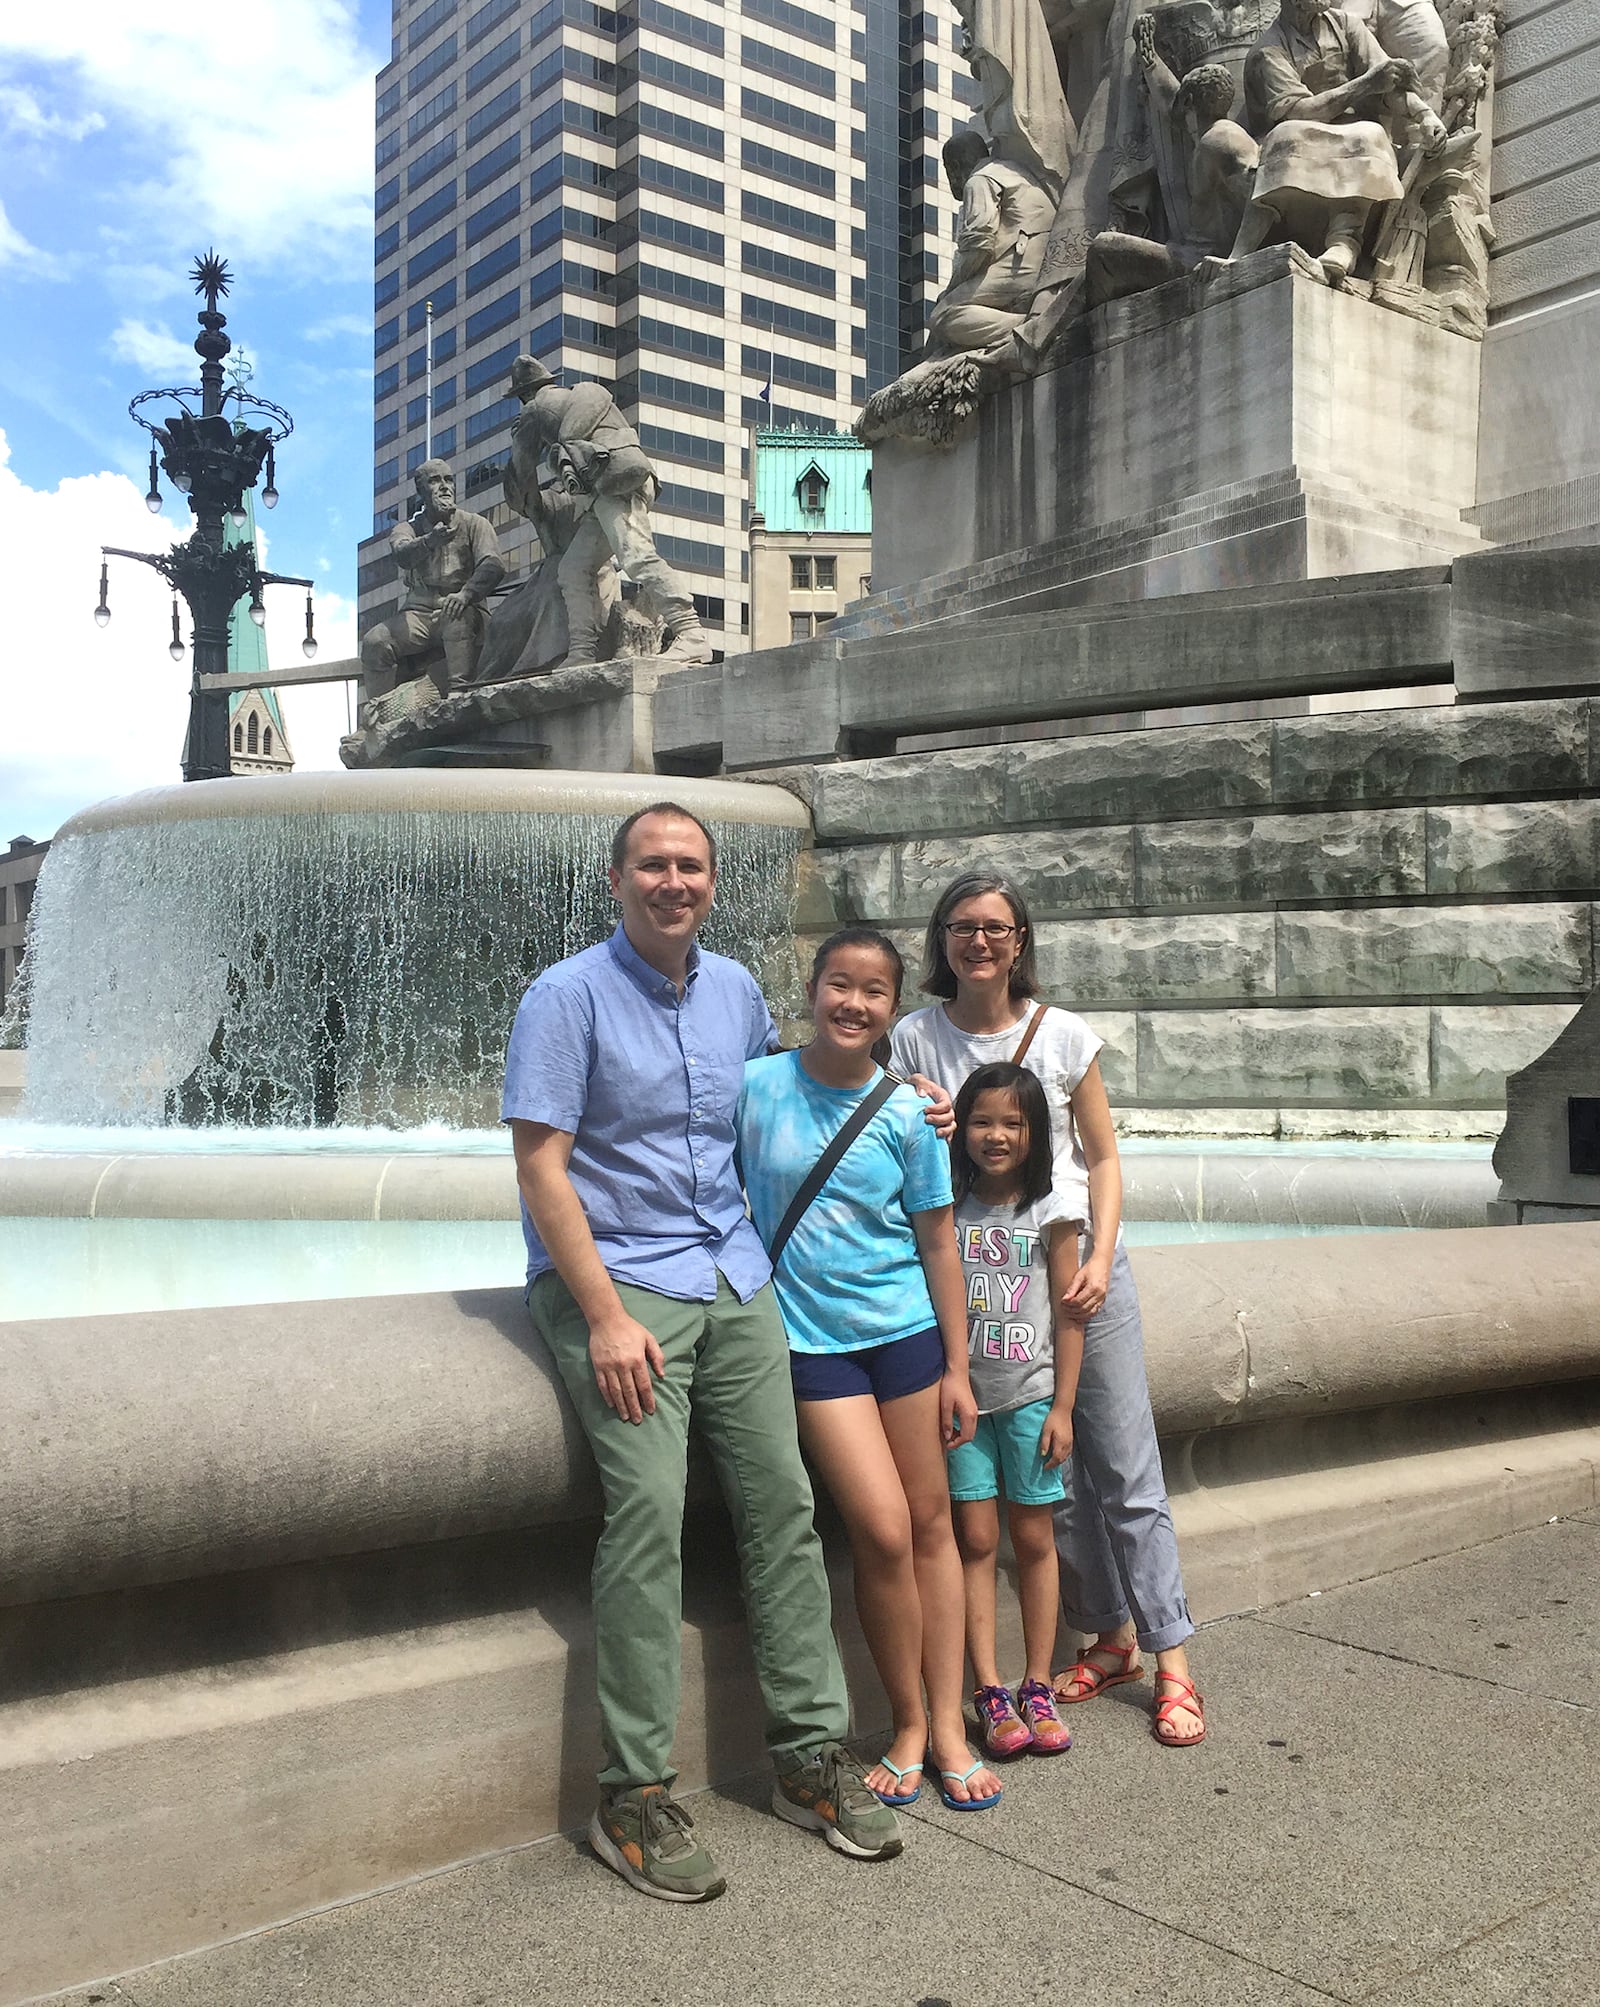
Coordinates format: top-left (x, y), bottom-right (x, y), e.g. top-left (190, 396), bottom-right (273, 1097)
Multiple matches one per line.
top-left (96, 253), bottom-right (317, 782)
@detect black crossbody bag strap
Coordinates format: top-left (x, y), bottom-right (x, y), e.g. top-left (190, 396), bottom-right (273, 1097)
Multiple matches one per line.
top-left (768, 1070), bottom-right (902, 1268)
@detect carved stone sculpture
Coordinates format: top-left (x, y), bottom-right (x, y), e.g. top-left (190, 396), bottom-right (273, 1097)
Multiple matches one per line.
top-left (1234, 0), bottom-right (1447, 284)
top-left (359, 460), bottom-right (505, 702)
top-left (506, 357), bottom-right (709, 666)
top-left (1137, 27), bottom-right (1260, 255)
top-left (857, 0), bottom-right (1498, 449)
top-left (928, 130), bottom-right (1062, 354)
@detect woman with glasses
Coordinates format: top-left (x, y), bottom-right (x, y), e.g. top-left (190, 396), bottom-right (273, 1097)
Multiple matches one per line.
top-left (889, 874), bottom-right (1205, 1750)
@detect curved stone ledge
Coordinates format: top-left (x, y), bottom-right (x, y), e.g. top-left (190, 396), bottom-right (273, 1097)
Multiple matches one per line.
top-left (5, 1224), bottom-right (1599, 1610)
top-left (0, 1143), bottom-right (1491, 1227)
top-left (54, 767), bottom-right (812, 839)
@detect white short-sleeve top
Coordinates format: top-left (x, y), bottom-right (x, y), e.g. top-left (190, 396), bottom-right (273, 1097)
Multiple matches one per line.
top-left (890, 1001), bottom-right (1105, 1234)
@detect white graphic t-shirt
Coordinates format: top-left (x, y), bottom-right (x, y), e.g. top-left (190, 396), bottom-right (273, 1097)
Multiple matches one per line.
top-left (956, 1190), bottom-right (1080, 1414)
top-left (891, 1002), bottom-right (1104, 1233)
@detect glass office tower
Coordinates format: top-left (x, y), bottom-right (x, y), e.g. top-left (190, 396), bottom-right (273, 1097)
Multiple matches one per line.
top-left (358, 0), bottom-right (974, 656)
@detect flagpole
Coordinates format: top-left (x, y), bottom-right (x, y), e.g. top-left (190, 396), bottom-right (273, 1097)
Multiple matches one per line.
top-left (424, 298), bottom-right (434, 461)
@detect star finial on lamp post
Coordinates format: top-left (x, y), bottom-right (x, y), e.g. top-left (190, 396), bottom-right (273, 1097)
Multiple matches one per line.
top-left (190, 250), bottom-right (232, 314)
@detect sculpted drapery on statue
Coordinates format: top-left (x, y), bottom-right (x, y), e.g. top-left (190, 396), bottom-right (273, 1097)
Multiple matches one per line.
top-left (954, 0), bottom-right (1076, 197)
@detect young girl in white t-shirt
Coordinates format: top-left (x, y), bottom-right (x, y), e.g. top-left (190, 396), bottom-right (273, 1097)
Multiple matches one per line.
top-left (948, 1060), bottom-right (1084, 1759)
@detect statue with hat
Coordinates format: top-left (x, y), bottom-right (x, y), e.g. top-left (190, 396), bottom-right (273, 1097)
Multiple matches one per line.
top-left (505, 356), bottom-right (711, 667)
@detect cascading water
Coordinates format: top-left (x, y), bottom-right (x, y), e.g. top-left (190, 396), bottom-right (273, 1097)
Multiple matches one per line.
top-left (19, 772), bottom-right (808, 1129)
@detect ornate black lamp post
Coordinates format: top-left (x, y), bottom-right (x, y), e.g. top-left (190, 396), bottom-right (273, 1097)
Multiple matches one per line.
top-left (96, 253), bottom-right (318, 782)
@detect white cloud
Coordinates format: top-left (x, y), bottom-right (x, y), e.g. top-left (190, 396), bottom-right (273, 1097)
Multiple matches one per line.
top-left (0, 428), bottom-right (359, 840)
top-left (0, 82), bottom-right (104, 144)
top-left (0, 3), bottom-right (378, 274)
top-left (0, 195), bottom-right (59, 278)
top-left (107, 318), bottom-right (199, 378)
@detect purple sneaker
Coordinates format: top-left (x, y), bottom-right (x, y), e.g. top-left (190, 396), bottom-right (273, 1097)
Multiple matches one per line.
top-left (1017, 1678), bottom-right (1072, 1754)
top-left (974, 1684), bottom-right (1034, 1757)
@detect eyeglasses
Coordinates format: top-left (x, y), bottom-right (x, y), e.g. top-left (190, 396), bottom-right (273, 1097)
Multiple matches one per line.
top-left (943, 921), bottom-right (1019, 942)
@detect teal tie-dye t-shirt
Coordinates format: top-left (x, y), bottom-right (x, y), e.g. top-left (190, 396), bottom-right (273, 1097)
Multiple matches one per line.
top-left (737, 1049), bottom-right (953, 1354)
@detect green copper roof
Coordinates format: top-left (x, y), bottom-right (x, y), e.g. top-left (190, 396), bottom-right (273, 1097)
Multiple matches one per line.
top-left (752, 429), bottom-right (872, 535)
top-left (223, 479), bottom-right (285, 735)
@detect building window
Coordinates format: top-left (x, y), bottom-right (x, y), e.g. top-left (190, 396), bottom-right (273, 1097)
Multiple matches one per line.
top-left (814, 555), bottom-right (836, 589)
top-left (263, 726), bottom-right (274, 756)
top-left (790, 613), bottom-right (813, 642)
top-left (790, 556), bottom-right (812, 589)
top-left (233, 722), bottom-right (244, 753)
top-left (247, 713), bottom-right (259, 754)
top-left (797, 465), bottom-right (829, 515)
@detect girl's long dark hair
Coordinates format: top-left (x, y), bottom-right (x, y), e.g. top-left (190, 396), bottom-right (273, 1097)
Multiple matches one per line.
top-left (919, 874), bottom-right (1041, 1001)
top-left (951, 1062), bottom-right (1054, 1212)
top-left (809, 926), bottom-right (904, 1068)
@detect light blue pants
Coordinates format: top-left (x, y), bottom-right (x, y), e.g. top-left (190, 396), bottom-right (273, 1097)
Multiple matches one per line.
top-left (1052, 1242), bottom-right (1194, 1654)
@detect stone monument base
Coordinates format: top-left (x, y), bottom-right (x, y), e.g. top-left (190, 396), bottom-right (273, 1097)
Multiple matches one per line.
top-left (854, 247), bottom-right (1484, 633)
top-left (339, 658), bottom-right (671, 774)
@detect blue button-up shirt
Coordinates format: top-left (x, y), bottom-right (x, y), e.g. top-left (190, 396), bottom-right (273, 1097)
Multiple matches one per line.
top-left (501, 924), bottom-right (778, 1301)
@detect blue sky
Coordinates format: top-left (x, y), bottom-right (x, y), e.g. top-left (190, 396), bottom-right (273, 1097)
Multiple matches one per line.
top-left (0, 2), bottom-right (394, 837)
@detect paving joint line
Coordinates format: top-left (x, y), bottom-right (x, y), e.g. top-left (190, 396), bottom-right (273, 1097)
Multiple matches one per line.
top-left (897, 1801), bottom-right (1349, 2003)
top-left (1377, 1876), bottom-right (1593, 1991)
top-left (1243, 1612), bottom-right (1592, 1708)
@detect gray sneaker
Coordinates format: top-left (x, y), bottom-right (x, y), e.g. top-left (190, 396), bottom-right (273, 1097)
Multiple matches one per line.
top-left (588, 1784), bottom-right (726, 1902)
top-left (772, 1741), bottom-right (904, 1861)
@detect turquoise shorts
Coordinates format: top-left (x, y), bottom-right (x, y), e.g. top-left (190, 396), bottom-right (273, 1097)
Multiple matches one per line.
top-left (947, 1396), bottom-right (1067, 1507)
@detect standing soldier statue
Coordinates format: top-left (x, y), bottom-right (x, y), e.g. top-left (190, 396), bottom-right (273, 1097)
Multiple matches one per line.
top-left (508, 357), bottom-right (712, 666)
top-left (360, 459), bottom-right (506, 702)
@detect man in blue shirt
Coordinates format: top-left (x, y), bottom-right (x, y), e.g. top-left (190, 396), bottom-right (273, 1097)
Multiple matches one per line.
top-left (504, 802), bottom-right (902, 1903)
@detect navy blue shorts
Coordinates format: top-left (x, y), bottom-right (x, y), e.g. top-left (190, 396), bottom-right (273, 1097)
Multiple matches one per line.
top-left (789, 1326), bottom-right (946, 1404)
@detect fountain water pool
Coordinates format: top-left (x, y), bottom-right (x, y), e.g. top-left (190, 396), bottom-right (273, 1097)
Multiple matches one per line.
top-left (17, 769), bottom-right (809, 1129)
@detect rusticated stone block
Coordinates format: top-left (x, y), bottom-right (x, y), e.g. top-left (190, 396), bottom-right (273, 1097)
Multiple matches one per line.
top-left (1079, 1010), bottom-right (1137, 1099)
top-left (810, 748), bottom-right (1005, 842)
top-left (1137, 809), bottom-right (1425, 906)
top-left (1136, 1006), bottom-right (1433, 1102)
top-left (1005, 722), bottom-right (1273, 827)
top-left (895, 828), bottom-right (1135, 921)
top-left (1431, 1004), bottom-right (1583, 1102)
top-left (1276, 904), bottom-right (1592, 999)
top-left (1033, 913), bottom-right (1276, 1005)
top-left (1426, 801), bottom-right (1600, 896)
top-left (793, 846), bottom-right (893, 927)
top-left (1272, 699), bottom-right (1590, 806)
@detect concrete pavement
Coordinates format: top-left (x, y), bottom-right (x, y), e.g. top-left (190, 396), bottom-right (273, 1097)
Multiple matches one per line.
top-left (32, 1510), bottom-right (1600, 2007)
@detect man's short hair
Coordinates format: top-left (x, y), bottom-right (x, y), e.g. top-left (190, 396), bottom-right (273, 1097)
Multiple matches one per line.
top-left (414, 457), bottom-right (453, 489)
top-left (611, 801), bottom-right (719, 874)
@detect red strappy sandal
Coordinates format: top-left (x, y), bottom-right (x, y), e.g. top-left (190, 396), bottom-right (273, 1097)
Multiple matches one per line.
top-left (1151, 1669), bottom-right (1206, 1747)
top-left (1051, 1638), bottom-right (1144, 1704)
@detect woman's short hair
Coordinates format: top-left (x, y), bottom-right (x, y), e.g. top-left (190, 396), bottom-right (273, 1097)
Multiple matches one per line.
top-left (919, 873), bottom-right (1041, 1001)
top-left (950, 1061), bottom-right (1054, 1211)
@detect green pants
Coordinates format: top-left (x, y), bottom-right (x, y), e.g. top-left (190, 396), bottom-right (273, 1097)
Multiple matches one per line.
top-left (530, 1272), bottom-right (850, 1791)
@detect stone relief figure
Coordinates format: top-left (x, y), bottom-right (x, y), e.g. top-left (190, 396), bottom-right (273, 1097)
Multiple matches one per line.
top-left (505, 356), bottom-right (711, 666)
top-left (360, 459), bottom-right (506, 702)
top-left (1136, 27), bottom-right (1260, 255)
top-left (929, 130), bottom-right (1063, 352)
top-left (1234, 0), bottom-right (1447, 283)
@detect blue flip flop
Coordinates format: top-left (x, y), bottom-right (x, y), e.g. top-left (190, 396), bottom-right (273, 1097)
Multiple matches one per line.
top-left (937, 1757), bottom-right (1003, 1812)
top-left (871, 1756), bottom-right (923, 1807)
